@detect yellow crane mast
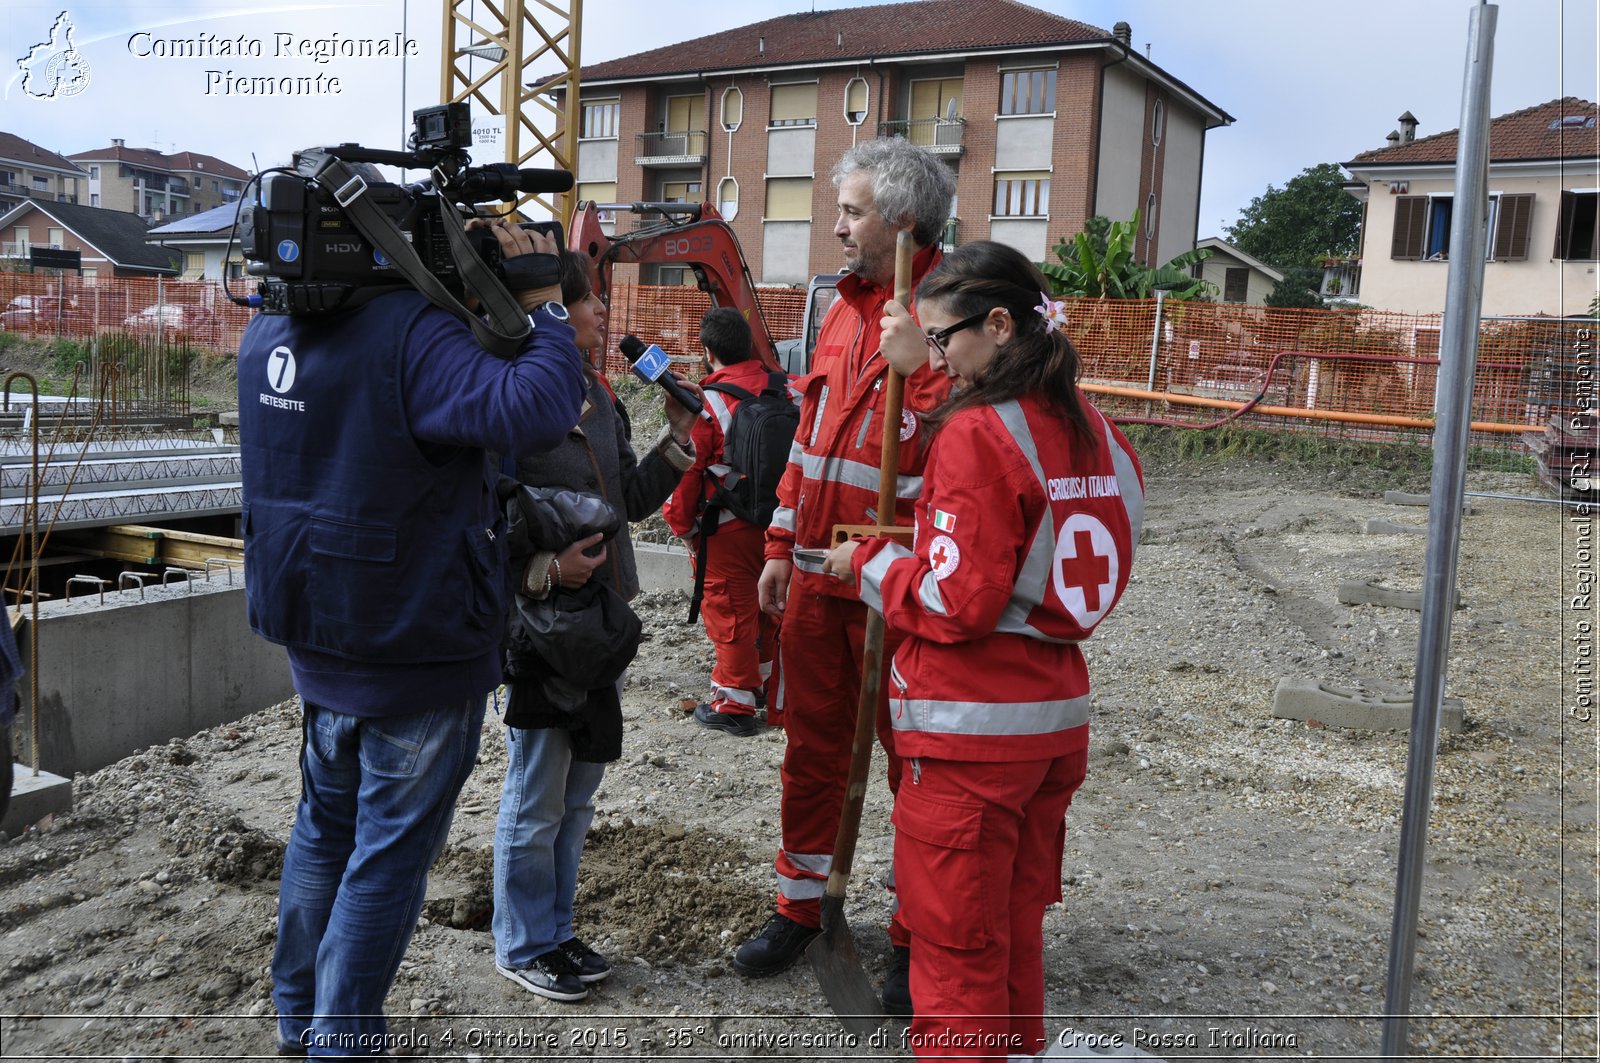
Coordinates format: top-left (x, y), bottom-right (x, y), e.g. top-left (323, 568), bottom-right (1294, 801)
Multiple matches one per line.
top-left (439, 0), bottom-right (582, 221)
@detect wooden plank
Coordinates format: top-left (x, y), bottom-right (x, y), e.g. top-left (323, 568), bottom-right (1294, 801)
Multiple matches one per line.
top-left (53, 525), bottom-right (244, 569)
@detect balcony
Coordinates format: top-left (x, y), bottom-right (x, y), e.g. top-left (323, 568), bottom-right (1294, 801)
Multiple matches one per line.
top-left (635, 130), bottom-right (708, 168)
top-left (877, 117), bottom-right (966, 156)
top-left (941, 216), bottom-right (960, 249)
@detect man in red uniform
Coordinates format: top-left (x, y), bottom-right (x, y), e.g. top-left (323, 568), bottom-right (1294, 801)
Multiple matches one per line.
top-left (663, 307), bottom-right (781, 738)
top-left (732, 138), bottom-right (955, 1017)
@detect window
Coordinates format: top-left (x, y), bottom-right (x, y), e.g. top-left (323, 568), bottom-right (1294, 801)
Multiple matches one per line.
top-left (47, 227), bottom-right (64, 248)
top-left (1223, 267), bottom-right (1248, 304)
top-left (32, 176), bottom-right (48, 192)
top-left (1000, 68), bottom-right (1056, 116)
top-left (1151, 99), bottom-right (1165, 146)
top-left (1391, 193), bottom-right (1535, 261)
top-left (581, 99), bottom-right (620, 139)
top-left (770, 83), bottom-right (817, 127)
top-left (90, 193), bottom-right (99, 207)
top-left (576, 181), bottom-right (616, 207)
top-left (665, 95), bottom-right (697, 134)
top-left (1145, 193), bottom-right (1157, 238)
top-left (88, 166), bottom-right (99, 179)
top-left (844, 78), bottom-right (869, 126)
top-left (993, 171), bottom-right (1049, 217)
top-left (766, 177), bottom-right (812, 220)
top-left (721, 87), bottom-right (743, 131)
top-left (1555, 190), bottom-right (1599, 260)
top-left (717, 176), bottom-right (739, 221)
top-left (662, 180), bottom-right (701, 203)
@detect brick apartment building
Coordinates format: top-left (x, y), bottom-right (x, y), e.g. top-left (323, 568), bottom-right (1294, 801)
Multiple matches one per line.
top-left (567, 0), bottom-right (1231, 285)
top-left (0, 132), bottom-right (85, 217)
top-left (66, 141), bottom-right (250, 223)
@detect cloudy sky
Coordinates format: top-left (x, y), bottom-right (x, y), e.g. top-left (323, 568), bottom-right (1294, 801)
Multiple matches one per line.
top-left (2, 0), bottom-right (1595, 235)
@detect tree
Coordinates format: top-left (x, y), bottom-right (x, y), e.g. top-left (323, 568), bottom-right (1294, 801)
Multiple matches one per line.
top-left (1224, 162), bottom-right (1362, 273)
top-left (1263, 265), bottom-right (1326, 309)
top-left (1041, 211), bottom-right (1215, 300)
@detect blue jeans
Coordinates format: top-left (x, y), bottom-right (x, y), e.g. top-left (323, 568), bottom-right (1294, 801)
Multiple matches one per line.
top-left (492, 725), bottom-right (606, 968)
top-left (273, 698), bottom-right (485, 1059)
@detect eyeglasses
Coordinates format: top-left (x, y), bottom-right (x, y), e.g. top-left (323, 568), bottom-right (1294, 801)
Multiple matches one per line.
top-left (923, 310), bottom-right (991, 355)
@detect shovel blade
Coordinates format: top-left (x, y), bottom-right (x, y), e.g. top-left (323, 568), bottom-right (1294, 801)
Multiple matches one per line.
top-left (807, 901), bottom-right (885, 1039)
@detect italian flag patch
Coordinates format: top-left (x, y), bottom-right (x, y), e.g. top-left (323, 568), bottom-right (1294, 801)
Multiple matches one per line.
top-left (932, 509), bottom-right (957, 533)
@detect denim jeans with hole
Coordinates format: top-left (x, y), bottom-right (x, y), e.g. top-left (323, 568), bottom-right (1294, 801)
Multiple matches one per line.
top-left (492, 725), bottom-right (606, 969)
top-left (273, 698), bottom-right (484, 1058)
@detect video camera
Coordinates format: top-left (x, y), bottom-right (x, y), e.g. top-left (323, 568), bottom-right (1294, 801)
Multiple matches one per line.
top-left (240, 102), bottom-right (573, 316)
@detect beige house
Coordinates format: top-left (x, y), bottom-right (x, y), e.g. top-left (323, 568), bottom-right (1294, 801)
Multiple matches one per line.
top-left (1194, 237), bottom-right (1283, 305)
top-left (66, 141), bottom-right (249, 223)
top-left (0, 131), bottom-right (85, 218)
top-left (569, 0), bottom-right (1231, 284)
top-left (1343, 98), bottom-right (1599, 317)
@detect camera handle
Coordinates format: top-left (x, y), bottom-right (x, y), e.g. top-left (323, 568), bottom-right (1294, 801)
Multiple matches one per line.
top-left (306, 154), bottom-right (531, 358)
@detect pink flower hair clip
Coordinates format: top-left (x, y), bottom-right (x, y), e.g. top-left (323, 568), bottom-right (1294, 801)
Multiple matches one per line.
top-left (1035, 291), bottom-right (1069, 334)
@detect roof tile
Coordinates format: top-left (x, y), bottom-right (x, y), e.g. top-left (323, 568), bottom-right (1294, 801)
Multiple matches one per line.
top-left (1347, 97), bottom-right (1599, 166)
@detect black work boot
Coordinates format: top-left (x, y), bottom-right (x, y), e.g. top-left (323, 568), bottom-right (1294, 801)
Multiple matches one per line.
top-left (881, 944), bottom-right (912, 1016)
top-left (732, 912), bottom-right (821, 977)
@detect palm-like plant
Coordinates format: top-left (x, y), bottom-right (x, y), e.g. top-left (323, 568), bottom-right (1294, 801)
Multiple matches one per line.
top-left (1041, 210), bottom-right (1216, 300)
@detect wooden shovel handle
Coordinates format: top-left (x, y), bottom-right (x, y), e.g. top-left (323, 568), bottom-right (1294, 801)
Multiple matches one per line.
top-left (823, 231), bottom-right (916, 907)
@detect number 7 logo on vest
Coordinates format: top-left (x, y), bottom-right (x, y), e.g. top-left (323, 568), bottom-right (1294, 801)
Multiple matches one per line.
top-left (1051, 513), bottom-right (1118, 627)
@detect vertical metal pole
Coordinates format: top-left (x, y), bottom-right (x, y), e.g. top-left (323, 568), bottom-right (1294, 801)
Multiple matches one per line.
top-left (1381, 4), bottom-right (1496, 1057)
top-left (1146, 288), bottom-right (1167, 393)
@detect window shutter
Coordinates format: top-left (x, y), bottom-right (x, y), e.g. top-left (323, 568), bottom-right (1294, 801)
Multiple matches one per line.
top-left (770, 83), bottom-right (817, 125)
top-left (766, 177), bottom-right (813, 220)
top-left (1391, 196), bottom-right (1426, 260)
top-left (1492, 193), bottom-right (1533, 260)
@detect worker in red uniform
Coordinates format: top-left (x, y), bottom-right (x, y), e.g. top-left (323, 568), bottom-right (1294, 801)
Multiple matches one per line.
top-left (732, 137), bottom-right (955, 1018)
top-left (663, 307), bottom-right (781, 738)
top-left (822, 241), bottom-right (1143, 1059)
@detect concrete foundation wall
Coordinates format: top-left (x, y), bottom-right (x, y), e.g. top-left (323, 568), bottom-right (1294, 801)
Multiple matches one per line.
top-left (13, 577), bottom-right (294, 778)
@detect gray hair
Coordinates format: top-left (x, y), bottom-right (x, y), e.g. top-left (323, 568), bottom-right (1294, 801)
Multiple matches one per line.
top-left (832, 138), bottom-right (956, 248)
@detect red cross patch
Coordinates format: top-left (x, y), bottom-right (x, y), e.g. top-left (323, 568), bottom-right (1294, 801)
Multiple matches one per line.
top-left (1051, 514), bottom-right (1118, 626)
top-left (928, 534), bottom-right (960, 580)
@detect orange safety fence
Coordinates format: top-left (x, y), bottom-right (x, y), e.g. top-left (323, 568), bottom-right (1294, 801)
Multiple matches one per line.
top-left (4, 273), bottom-right (1588, 466)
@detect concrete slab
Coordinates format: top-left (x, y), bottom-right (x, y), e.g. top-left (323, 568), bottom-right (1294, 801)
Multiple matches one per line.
top-left (1336, 580), bottom-right (1461, 611)
top-left (2, 764), bottom-right (72, 836)
top-left (1273, 678), bottom-right (1466, 733)
top-left (1364, 517), bottom-right (1427, 536)
top-left (1384, 490), bottom-right (1472, 515)
top-left (634, 541), bottom-right (693, 595)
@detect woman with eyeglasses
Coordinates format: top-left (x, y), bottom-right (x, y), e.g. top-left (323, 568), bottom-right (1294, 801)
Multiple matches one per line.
top-left (821, 240), bottom-right (1144, 1060)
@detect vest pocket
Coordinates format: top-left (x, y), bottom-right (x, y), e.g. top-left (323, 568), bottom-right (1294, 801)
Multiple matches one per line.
top-left (306, 517), bottom-right (398, 631)
top-left (890, 787), bottom-right (989, 949)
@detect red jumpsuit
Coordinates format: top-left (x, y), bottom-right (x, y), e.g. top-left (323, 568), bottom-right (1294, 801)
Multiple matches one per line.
top-left (764, 246), bottom-right (951, 937)
top-left (663, 358), bottom-right (784, 720)
top-left (851, 396), bottom-right (1143, 1060)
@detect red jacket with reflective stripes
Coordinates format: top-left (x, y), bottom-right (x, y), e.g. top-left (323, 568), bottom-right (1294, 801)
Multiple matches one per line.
top-left (765, 246), bottom-right (952, 601)
top-left (853, 394), bottom-right (1144, 761)
top-left (662, 358), bottom-right (779, 540)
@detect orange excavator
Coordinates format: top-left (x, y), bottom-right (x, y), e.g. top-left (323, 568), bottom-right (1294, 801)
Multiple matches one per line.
top-left (567, 199), bottom-right (786, 373)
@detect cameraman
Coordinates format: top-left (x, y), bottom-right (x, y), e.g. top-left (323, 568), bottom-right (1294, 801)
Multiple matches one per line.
top-left (238, 219), bottom-right (585, 1059)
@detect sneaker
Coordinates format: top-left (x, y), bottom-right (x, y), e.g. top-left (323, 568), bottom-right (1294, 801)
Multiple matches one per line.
top-left (558, 937), bottom-right (612, 983)
top-left (881, 944), bottom-right (912, 1016)
top-left (496, 949), bottom-right (589, 1002)
top-left (695, 702), bottom-right (759, 737)
top-left (732, 912), bottom-right (821, 977)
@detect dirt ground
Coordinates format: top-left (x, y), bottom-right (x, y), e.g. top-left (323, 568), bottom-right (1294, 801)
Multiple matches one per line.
top-left (0, 397), bottom-right (1594, 1059)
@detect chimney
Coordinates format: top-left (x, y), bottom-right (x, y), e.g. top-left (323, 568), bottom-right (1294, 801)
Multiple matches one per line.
top-left (112, 138), bottom-right (124, 148)
top-left (1397, 111), bottom-right (1418, 144)
top-left (1112, 21), bottom-right (1131, 46)
top-left (758, 36), bottom-right (765, 54)
top-left (1386, 130), bottom-right (1401, 146)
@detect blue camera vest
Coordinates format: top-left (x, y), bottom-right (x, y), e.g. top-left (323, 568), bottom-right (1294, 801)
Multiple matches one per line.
top-left (238, 291), bottom-right (508, 664)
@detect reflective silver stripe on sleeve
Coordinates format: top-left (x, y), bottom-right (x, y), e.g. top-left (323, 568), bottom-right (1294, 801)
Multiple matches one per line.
top-left (989, 400), bottom-right (1058, 640)
top-left (801, 452), bottom-right (922, 499)
top-left (1100, 408), bottom-right (1145, 547)
top-left (788, 439), bottom-right (805, 465)
top-left (916, 571), bottom-right (949, 616)
top-left (856, 540), bottom-right (913, 613)
top-left (890, 693), bottom-right (1092, 737)
top-left (770, 506), bottom-right (796, 533)
top-left (705, 390), bottom-right (736, 435)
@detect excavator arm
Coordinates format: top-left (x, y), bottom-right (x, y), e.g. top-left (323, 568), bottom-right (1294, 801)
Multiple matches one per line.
top-left (568, 200), bottom-right (783, 372)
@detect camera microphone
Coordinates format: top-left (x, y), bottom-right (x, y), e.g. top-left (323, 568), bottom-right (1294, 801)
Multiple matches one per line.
top-left (517, 168), bottom-right (575, 194)
top-left (619, 335), bottom-right (707, 419)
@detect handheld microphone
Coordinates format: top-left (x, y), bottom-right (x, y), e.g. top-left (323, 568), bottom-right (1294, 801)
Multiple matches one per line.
top-left (619, 335), bottom-right (706, 418)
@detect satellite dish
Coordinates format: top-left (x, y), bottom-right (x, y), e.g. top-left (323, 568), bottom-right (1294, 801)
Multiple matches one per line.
top-left (946, 98), bottom-right (959, 120)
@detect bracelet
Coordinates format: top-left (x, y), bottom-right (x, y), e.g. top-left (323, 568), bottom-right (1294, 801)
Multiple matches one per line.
top-left (551, 557), bottom-right (563, 589)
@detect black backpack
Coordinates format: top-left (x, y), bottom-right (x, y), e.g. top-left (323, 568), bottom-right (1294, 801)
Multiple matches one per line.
top-left (703, 370), bottom-right (797, 529)
top-left (687, 371), bottom-right (797, 624)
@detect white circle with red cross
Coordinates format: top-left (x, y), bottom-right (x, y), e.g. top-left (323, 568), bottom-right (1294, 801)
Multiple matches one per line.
top-left (900, 408), bottom-right (918, 442)
top-left (928, 534), bottom-right (960, 580)
top-left (1051, 513), bottom-right (1118, 626)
